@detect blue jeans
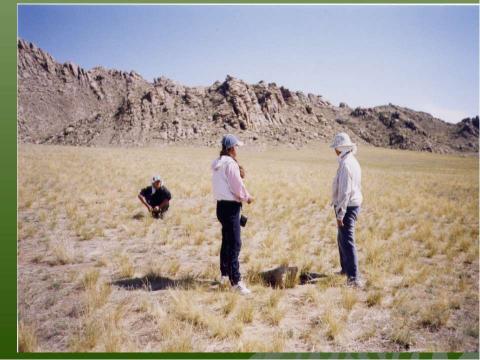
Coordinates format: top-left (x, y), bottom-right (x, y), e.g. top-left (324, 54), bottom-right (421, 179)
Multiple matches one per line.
top-left (336, 206), bottom-right (361, 280)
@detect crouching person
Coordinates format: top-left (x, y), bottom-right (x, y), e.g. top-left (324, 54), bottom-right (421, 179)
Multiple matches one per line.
top-left (212, 134), bottom-right (254, 295)
top-left (138, 175), bottom-right (172, 219)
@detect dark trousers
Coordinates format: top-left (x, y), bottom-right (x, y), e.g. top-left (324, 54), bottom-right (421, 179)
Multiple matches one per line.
top-left (336, 206), bottom-right (361, 280)
top-left (152, 203), bottom-right (169, 219)
top-left (216, 200), bottom-right (242, 285)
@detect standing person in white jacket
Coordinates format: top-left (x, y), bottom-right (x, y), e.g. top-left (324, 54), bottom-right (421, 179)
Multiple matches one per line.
top-left (211, 134), bottom-right (254, 295)
top-left (330, 132), bottom-right (363, 287)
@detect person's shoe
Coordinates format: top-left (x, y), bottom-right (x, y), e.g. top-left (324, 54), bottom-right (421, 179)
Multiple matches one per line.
top-left (346, 277), bottom-right (364, 289)
top-left (232, 281), bottom-right (251, 295)
top-left (335, 270), bottom-right (346, 276)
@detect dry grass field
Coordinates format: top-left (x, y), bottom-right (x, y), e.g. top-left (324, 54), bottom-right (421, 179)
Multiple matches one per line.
top-left (18, 143), bottom-right (479, 352)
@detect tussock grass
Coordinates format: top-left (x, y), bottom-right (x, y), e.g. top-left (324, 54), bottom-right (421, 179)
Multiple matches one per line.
top-left (114, 254), bottom-right (135, 279)
top-left (83, 282), bottom-right (112, 314)
top-left (69, 310), bottom-right (125, 352)
top-left (160, 322), bottom-right (196, 352)
top-left (18, 322), bottom-right (39, 352)
top-left (47, 238), bottom-right (75, 265)
top-left (236, 300), bottom-right (255, 323)
top-left (169, 290), bottom-right (206, 327)
top-left (81, 269), bottom-right (100, 290)
top-left (207, 315), bottom-right (243, 339)
top-left (321, 308), bottom-right (346, 341)
top-left (390, 322), bottom-right (414, 350)
top-left (341, 288), bottom-right (358, 312)
top-left (300, 286), bottom-right (319, 305)
top-left (169, 290), bottom-right (243, 339)
top-left (419, 298), bottom-right (451, 330)
top-left (266, 289), bottom-right (284, 308)
top-left (357, 326), bottom-right (376, 341)
top-left (262, 305), bottom-right (285, 326)
top-left (236, 330), bottom-right (287, 352)
top-left (220, 293), bottom-right (238, 316)
top-left (366, 290), bottom-right (382, 307)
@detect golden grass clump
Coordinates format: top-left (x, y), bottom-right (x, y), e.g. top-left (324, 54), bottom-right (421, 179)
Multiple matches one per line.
top-left (418, 298), bottom-right (451, 330)
top-left (236, 300), bottom-right (255, 324)
top-left (341, 288), bottom-right (358, 312)
top-left (115, 254), bottom-right (135, 279)
top-left (160, 322), bottom-right (196, 352)
top-left (300, 285), bottom-right (320, 305)
top-left (366, 290), bottom-right (383, 307)
top-left (321, 308), bottom-right (346, 341)
top-left (220, 293), bottom-right (238, 316)
top-left (81, 269), bottom-right (100, 290)
top-left (236, 330), bottom-right (287, 352)
top-left (48, 238), bottom-right (75, 265)
top-left (390, 322), bottom-right (414, 350)
top-left (18, 322), bottom-right (39, 352)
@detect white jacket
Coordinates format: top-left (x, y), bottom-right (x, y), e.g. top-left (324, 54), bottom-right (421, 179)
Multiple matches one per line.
top-left (211, 156), bottom-right (251, 202)
top-left (332, 150), bottom-right (363, 220)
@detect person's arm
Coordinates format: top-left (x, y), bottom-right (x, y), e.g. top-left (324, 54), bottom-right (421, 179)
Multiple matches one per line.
top-left (335, 165), bottom-right (352, 226)
top-left (158, 199), bottom-right (169, 209)
top-left (158, 188), bottom-right (172, 209)
top-left (331, 173), bottom-right (338, 207)
top-left (225, 162), bottom-right (253, 203)
top-left (138, 191), bottom-right (153, 212)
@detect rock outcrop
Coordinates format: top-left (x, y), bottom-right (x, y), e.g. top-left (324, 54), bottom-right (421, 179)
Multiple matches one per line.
top-left (18, 39), bottom-right (478, 153)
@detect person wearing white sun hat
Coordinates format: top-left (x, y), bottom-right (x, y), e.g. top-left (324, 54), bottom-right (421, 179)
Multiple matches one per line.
top-left (330, 132), bottom-right (363, 288)
top-left (138, 175), bottom-right (172, 219)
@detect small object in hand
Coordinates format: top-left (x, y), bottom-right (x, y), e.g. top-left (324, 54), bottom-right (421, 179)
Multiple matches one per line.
top-left (240, 215), bottom-right (248, 227)
top-left (152, 209), bottom-right (161, 219)
top-left (152, 206), bottom-right (168, 219)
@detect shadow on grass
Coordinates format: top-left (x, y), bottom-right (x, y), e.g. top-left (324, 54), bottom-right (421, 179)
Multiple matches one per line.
top-left (253, 265), bottom-right (329, 288)
top-left (112, 274), bottom-right (215, 291)
top-left (299, 272), bottom-right (329, 285)
top-left (113, 269), bottom-right (331, 292)
top-left (132, 212), bottom-right (145, 220)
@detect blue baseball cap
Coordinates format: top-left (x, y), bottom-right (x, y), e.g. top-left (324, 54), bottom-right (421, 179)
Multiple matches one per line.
top-left (221, 134), bottom-right (244, 149)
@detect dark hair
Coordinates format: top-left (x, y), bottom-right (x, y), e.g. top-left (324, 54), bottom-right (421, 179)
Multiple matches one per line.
top-left (219, 146), bottom-right (233, 158)
top-left (219, 145), bottom-right (245, 179)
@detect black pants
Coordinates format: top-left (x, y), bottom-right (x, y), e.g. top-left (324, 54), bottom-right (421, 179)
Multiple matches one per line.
top-left (216, 200), bottom-right (242, 285)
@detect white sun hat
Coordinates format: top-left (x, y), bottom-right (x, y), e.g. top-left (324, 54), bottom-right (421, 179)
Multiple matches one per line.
top-left (152, 175), bottom-right (162, 183)
top-left (330, 132), bottom-right (356, 149)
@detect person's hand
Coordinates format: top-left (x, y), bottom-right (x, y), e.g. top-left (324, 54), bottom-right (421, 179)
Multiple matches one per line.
top-left (337, 218), bottom-right (344, 228)
top-left (154, 206), bottom-right (160, 212)
top-left (247, 196), bottom-right (254, 204)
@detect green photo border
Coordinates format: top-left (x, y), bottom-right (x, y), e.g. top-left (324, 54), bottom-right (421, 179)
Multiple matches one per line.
top-left (3, 0), bottom-right (478, 358)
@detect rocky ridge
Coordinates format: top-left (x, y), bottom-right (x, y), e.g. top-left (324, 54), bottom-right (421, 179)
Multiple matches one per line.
top-left (18, 39), bottom-right (478, 153)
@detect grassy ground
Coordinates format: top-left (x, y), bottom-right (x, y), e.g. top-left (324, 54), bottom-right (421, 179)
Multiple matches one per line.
top-left (18, 143), bottom-right (479, 352)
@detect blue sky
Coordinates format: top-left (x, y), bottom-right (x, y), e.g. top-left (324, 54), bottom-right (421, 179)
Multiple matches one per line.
top-left (18, 5), bottom-right (479, 123)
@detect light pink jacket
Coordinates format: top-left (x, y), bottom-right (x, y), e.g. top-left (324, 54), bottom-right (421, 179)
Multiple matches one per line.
top-left (211, 156), bottom-right (251, 202)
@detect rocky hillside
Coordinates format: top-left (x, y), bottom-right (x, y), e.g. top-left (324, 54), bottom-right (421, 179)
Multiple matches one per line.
top-left (18, 39), bottom-right (478, 153)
